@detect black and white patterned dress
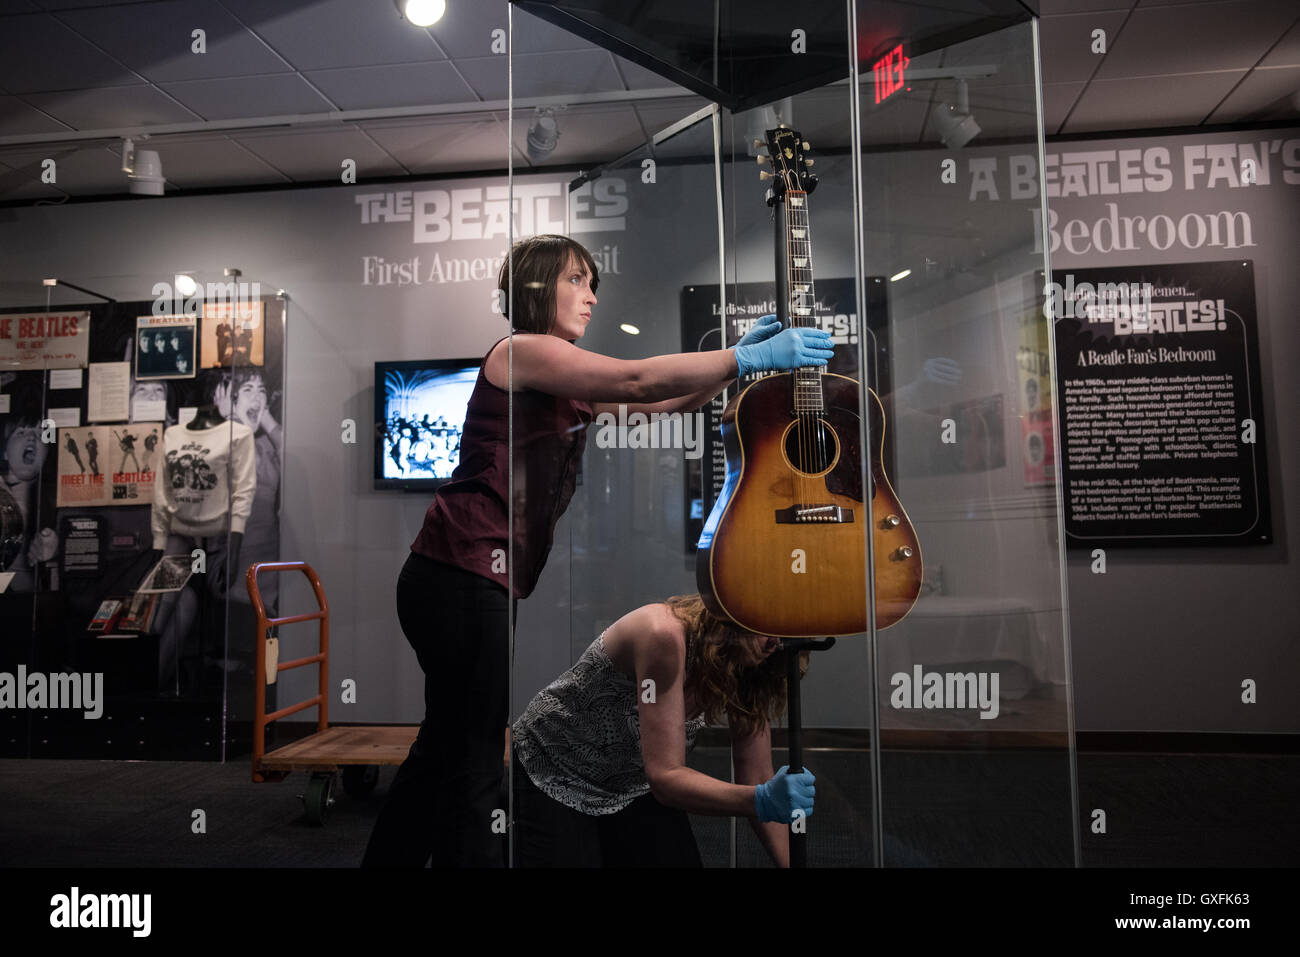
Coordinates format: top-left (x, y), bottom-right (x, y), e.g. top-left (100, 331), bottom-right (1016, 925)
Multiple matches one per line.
top-left (513, 632), bottom-right (706, 815)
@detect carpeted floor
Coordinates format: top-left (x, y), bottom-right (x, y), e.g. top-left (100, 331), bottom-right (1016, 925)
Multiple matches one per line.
top-left (1, 748), bottom-right (1295, 867)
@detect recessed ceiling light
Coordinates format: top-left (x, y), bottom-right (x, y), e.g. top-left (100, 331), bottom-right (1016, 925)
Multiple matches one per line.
top-left (399, 0), bottom-right (446, 27)
top-left (175, 274), bottom-right (198, 297)
top-left (620, 323), bottom-right (640, 335)
top-left (890, 269), bottom-right (911, 282)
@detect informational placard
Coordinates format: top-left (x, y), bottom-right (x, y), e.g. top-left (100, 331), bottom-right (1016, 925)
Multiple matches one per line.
top-left (679, 277), bottom-right (891, 554)
top-left (60, 515), bottom-right (105, 577)
top-left (0, 311), bottom-right (90, 369)
top-left (1054, 260), bottom-right (1271, 546)
top-left (201, 299), bottom-right (264, 367)
top-left (49, 368), bottom-right (83, 390)
top-left (56, 423), bottom-right (162, 507)
top-left (136, 314), bottom-right (196, 379)
top-left (88, 361), bottom-right (131, 422)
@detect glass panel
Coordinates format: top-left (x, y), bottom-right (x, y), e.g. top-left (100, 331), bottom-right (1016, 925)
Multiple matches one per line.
top-left (853, 7), bottom-right (1079, 866)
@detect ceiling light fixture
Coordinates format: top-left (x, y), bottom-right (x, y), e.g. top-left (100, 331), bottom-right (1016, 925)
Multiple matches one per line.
top-left (526, 106), bottom-right (562, 163)
top-left (397, 0), bottom-right (446, 27)
top-left (889, 269), bottom-right (911, 282)
top-left (128, 149), bottom-right (165, 196)
top-left (931, 78), bottom-right (980, 149)
top-left (619, 323), bottom-right (640, 335)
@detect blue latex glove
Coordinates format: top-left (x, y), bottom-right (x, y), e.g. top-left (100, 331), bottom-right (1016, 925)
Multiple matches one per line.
top-left (754, 764), bottom-right (816, 824)
top-left (734, 326), bottom-right (834, 377)
top-left (736, 314), bottom-right (782, 348)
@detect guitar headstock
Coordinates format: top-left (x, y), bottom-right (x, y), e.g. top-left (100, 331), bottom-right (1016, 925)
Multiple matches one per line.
top-left (758, 126), bottom-right (817, 199)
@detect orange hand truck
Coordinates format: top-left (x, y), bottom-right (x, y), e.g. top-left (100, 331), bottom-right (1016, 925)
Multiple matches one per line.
top-left (246, 561), bottom-right (418, 825)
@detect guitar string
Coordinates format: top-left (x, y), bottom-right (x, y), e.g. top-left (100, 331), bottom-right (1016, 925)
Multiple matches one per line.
top-left (789, 180), bottom-right (809, 512)
top-left (801, 185), bottom-right (829, 479)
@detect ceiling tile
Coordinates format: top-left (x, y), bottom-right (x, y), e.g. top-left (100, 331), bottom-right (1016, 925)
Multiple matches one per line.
top-left (1207, 64), bottom-right (1300, 121)
top-left (144, 136), bottom-right (289, 188)
top-left (430, 3), bottom-right (596, 59)
top-left (457, 50), bottom-right (621, 101)
top-left (55, 0), bottom-right (295, 82)
top-left (22, 84), bottom-right (201, 130)
top-left (0, 13), bottom-right (139, 93)
top-left (232, 127), bottom-right (407, 181)
top-left (1063, 70), bottom-right (1245, 132)
top-left (220, 0), bottom-right (444, 71)
top-left (1038, 11), bottom-right (1131, 84)
top-left (1258, 17), bottom-right (1300, 68)
top-left (0, 142), bottom-right (129, 196)
top-left (362, 114), bottom-right (521, 174)
top-left (0, 94), bottom-right (73, 135)
top-left (1096, 0), bottom-right (1299, 78)
top-left (304, 61), bottom-right (479, 110)
top-left (160, 74), bottom-right (336, 120)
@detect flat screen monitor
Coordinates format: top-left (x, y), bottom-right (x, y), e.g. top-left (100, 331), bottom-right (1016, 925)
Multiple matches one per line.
top-left (374, 358), bottom-right (479, 491)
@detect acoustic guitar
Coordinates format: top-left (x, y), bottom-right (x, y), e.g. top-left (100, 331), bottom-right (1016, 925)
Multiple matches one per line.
top-left (696, 127), bottom-right (922, 636)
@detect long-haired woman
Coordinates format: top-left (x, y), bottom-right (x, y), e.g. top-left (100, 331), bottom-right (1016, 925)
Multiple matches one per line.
top-left (511, 594), bottom-right (816, 867)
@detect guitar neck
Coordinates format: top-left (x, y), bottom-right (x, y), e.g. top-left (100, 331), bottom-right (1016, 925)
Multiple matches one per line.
top-left (784, 189), bottom-right (824, 413)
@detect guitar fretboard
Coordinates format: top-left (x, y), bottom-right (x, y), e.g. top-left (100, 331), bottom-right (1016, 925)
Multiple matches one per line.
top-left (786, 190), bottom-right (824, 413)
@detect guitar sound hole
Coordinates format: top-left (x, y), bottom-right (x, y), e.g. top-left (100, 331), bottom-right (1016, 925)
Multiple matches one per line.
top-left (784, 417), bottom-right (837, 475)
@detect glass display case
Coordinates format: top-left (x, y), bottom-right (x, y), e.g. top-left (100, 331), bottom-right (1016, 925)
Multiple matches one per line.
top-left (506, 0), bottom-right (1078, 866)
top-left (0, 276), bottom-right (287, 761)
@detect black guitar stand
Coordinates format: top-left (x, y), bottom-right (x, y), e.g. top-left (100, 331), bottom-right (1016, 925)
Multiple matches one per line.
top-left (781, 635), bottom-right (836, 868)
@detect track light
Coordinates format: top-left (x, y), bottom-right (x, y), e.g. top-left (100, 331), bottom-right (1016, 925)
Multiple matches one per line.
top-left (397, 0), bottom-right (446, 27)
top-left (128, 149), bottom-right (165, 195)
top-left (526, 106), bottom-right (561, 163)
top-left (931, 78), bottom-right (980, 149)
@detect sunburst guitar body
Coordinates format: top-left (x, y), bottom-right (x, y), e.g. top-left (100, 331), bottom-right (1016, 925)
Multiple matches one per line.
top-left (697, 374), bottom-right (921, 636)
top-left (696, 125), bottom-right (922, 636)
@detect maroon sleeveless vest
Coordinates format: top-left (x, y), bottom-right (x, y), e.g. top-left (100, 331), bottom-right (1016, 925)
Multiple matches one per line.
top-left (411, 339), bottom-right (592, 599)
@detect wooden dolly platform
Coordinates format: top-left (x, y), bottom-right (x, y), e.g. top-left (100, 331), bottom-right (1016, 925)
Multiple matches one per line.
top-left (247, 561), bottom-right (418, 825)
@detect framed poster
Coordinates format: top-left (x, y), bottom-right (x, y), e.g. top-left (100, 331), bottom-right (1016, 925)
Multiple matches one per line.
top-left (136, 315), bottom-right (196, 380)
top-left (56, 424), bottom-right (161, 508)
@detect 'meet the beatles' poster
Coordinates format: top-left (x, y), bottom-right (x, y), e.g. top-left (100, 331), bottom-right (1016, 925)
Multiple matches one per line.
top-left (56, 423), bottom-right (161, 508)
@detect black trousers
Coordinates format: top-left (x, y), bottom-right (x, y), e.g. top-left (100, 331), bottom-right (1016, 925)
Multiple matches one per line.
top-left (511, 749), bottom-right (702, 868)
top-left (361, 552), bottom-right (513, 867)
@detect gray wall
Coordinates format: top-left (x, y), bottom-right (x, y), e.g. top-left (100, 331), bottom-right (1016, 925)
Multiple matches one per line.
top-left (1, 124), bottom-right (1295, 734)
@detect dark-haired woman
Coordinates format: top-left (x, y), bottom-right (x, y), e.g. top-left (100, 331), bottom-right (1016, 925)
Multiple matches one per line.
top-left (512, 594), bottom-right (815, 867)
top-left (361, 234), bottom-right (832, 868)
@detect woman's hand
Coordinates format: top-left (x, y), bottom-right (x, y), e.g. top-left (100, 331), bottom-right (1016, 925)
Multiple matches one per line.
top-left (734, 327), bottom-right (833, 377)
top-left (735, 314), bottom-right (782, 348)
top-left (754, 764), bottom-right (816, 824)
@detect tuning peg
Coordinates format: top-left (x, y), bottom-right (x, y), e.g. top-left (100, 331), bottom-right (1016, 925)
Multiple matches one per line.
top-left (804, 158), bottom-right (814, 167)
top-left (753, 138), bottom-right (764, 150)
top-left (759, 171), bottom-right (774, 181)
top-left (779, 123), bottom-right (787, 129)
top-left (756, 155), bottom-right (769, 165)
top-left (802, 140), bottom-right (810, 150)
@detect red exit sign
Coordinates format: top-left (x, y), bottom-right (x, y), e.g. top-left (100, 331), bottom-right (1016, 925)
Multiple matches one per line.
top-left (872, 44), bottom-right (910, 104)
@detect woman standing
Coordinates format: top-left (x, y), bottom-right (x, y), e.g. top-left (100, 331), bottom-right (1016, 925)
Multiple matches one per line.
top-left (361, 234), bottom-right (832, 867)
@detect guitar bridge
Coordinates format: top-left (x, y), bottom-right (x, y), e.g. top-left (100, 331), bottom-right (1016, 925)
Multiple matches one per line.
top-left (775, 504), bottom-right (855, 524)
